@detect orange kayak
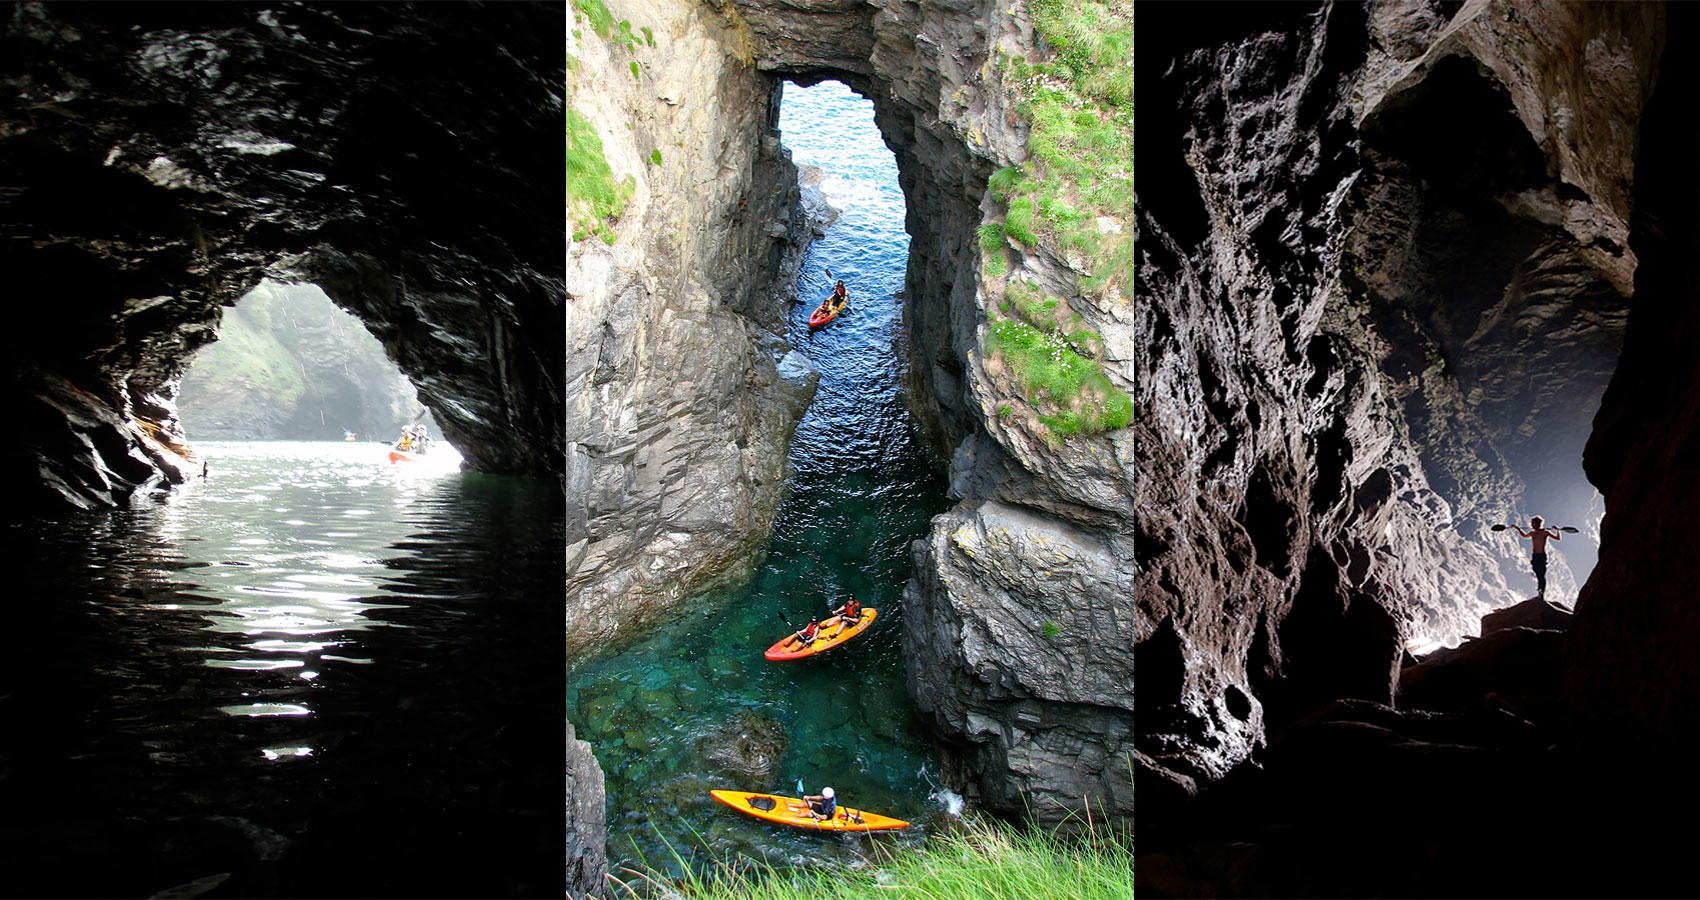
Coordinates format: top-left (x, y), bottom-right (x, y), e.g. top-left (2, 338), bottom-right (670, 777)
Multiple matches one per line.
top-left (710, 789), bottom-right (909, 831)
top-left (765, 609), bottom-right (877, 661)
top-left (809, 294), bottom-right (847, 327)
top-left (388, 450), bottom-right (414, 463)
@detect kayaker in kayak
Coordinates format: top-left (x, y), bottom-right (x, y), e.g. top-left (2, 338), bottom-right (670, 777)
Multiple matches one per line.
top-left (804, 786), bottom-right (837, 822)
top-left (413, 424), bottom-right (432, 454)
top-left (794, 618), bottom-right (822, 647)
top-left (395, 426), bottom-right (415, 452)
top-left (831, 280), bottom-right (847, 308)
top-left (1512, 515), bottom-right (1562, 596)
top-left (828, 595), bottom-right (862, 634)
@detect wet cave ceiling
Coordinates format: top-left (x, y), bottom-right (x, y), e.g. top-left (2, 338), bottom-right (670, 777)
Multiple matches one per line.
top-left (0, 1), bottom-right (565, 513)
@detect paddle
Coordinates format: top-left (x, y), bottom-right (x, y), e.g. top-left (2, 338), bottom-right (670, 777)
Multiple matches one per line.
top-left (1490, 524), bottom-right (1580, 533)
top-left (776, 608), bottom-right (802, 645)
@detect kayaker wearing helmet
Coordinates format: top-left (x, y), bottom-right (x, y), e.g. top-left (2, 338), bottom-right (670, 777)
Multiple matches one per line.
top-left (794, 618), bottom-right (822, 648)
top-left (829, 595), bottom-right (862, 635)
top-left (804, 786), bottom-right (837, 821)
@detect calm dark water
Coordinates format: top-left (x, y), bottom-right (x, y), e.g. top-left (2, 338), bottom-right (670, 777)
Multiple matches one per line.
top-left (566, 81), bottom-right (954, 877)
top-left (0, 441), bottom-right (561, 898)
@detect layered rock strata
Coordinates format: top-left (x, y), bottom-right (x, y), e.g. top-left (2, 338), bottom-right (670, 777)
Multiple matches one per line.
top-left (1136, 0), bottom-right (1657, 790)
top-left (565, 0), bottom-right (816, 662)
top-left (0, 3), bottom-right (565, 514)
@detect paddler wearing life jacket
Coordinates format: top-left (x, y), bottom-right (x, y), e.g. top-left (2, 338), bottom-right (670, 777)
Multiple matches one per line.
top-left (831, 280), bottom-right (847, 310)
top-left (795, 618), bottom-right (822, 647)
top-left (804, 786), bottom-right (837, 821)
top-left (395, 425), bottom-right (415, 451)
top-left (831, 594), bottom-right (861, 627)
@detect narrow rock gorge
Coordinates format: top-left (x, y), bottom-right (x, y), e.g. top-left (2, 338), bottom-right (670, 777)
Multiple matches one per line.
top-left (1139, 0), bottom-right (1700, 894)
top-left (1, 3), bottom-right (564, 514)
top-left (567, 0), bottom-right (1131, 881)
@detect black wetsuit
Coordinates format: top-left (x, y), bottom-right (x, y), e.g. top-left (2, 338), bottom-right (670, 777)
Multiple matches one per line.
top-left (1533, 551), bottom-right (1548, 595)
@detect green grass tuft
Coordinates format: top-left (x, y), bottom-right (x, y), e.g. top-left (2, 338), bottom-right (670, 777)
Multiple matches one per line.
top-left (987, 310), bottom-right (1131, 437)
top-left (567, 108), bottom-right (633, 242)
top-left (623, 816), bottom-right (1133, 900)
top-left (630, 60), bottom-right (641, 80)
top-left (991, 0), bottom-right (1132, 295)
top-left (571, 0), bottom-right (614, 39)
top-left (1042, 621), bottom-right (1061, 639)
top-left (1005, 198), bottom-right (1038, 247)
top-left (649, 148), bottom-right (663, 166)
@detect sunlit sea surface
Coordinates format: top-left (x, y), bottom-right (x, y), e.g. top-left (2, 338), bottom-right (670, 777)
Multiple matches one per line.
top-left (567, 80), bottom-right (954, 876)
top-left (0, 441), bottom-right (560, 897)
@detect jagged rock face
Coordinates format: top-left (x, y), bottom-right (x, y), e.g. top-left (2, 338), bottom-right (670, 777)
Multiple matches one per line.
top-left (1565, 1), bottom-right (1698, 778)
top-left (1136, 0), bottom-right (1658, 786)
top-left (564, 0), bottom-right (815, 662)
top-left (566, 721), bottom-right (608, 900)
top-left (1, 2), bottom-right (564, 513)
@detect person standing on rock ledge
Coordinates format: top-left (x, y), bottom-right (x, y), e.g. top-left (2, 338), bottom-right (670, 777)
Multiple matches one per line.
top-left (1513, 515), bottom-right (1562, 596)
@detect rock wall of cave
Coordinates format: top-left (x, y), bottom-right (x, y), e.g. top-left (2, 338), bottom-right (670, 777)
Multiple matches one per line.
top-left (1565, 0), bottom-right (1700, 780)
top-left (564, 0), bottom-right (817, 663)
top-left (1136, 0), bottom-right (1659, 791)
top-left (0, 3), bottom-right (564, 514)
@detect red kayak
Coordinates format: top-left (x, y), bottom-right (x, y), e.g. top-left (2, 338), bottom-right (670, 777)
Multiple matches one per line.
top-left (388, 450), bottom-right (414, 463)
top-left (765, 609), bottom-right (877, 661)
top-left (808, 293), bottom-right (847, 328)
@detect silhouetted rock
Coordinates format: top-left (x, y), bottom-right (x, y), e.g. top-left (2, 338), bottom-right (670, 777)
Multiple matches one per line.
top-left (1482, 597), bottom-right (1573, 636)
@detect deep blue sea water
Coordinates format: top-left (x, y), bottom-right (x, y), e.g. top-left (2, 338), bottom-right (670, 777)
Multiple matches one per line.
top-left (566, 80), bottom-right (953, 876)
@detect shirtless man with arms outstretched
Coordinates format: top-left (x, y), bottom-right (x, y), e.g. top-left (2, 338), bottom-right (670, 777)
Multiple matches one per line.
top-left (1513, 515), bottom-right (1562, 596)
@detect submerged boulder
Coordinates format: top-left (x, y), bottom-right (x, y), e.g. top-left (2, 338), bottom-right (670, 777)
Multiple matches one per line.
top-left (699, 709), bottom-right (789, 787)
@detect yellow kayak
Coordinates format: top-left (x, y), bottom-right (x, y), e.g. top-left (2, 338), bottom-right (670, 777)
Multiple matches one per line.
top-left (765, 609), bottom-right (878, 661)
top-left (710, 789), bottom-right (909, 831)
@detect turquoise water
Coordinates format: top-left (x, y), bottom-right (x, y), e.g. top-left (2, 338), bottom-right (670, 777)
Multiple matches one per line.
top-left (567, 80), bottom-right (952, 874)
top-left (0, 441), bottom-right (560, 897)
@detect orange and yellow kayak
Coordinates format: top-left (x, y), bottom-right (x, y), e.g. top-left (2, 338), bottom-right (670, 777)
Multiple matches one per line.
top-left (710, 789), bottom-right (909, 831)
top-left (764, 609), bottom-right (878, 661)
top-left (809, 294), bottom-right (847, 328)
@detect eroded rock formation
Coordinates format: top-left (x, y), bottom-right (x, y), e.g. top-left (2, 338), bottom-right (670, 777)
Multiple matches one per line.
top-left (1136, 0), bottom-right (1658, 794)
top-left (1, 2), bottom-right (564, 513)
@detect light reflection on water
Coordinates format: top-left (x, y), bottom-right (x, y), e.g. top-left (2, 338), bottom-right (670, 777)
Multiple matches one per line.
top-left (0, 440), bottom-right (559, 897)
